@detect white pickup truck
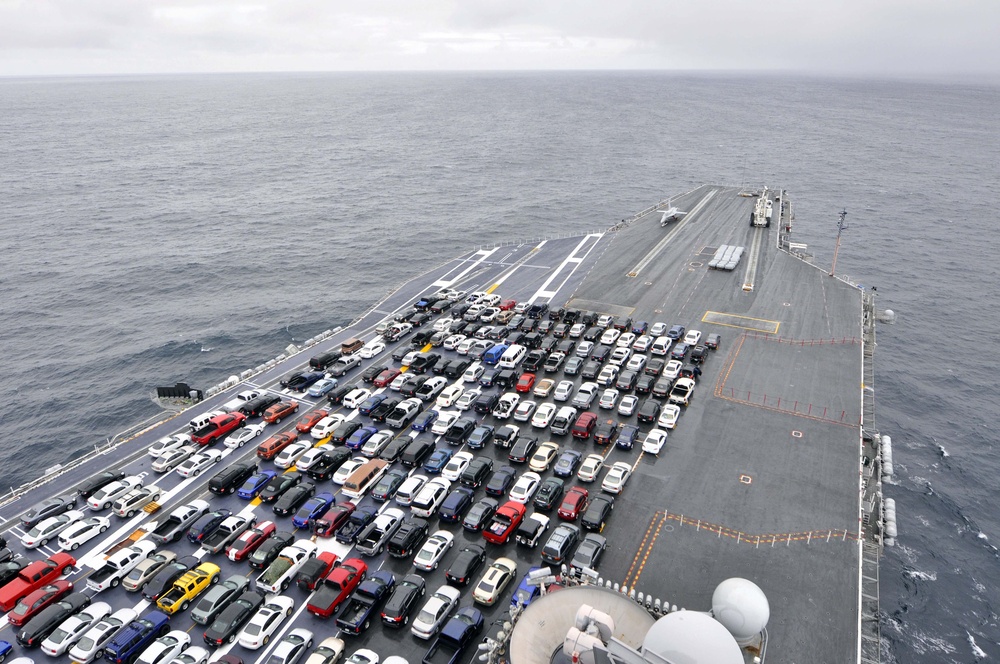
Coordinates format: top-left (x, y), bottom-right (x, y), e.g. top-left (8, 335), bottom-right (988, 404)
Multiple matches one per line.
top-left (87, 541), bottom-right (157, 592)
top-left (220, 390), bottom-right (262, 413)
top-left (256, 540), bottom-right (317, 593)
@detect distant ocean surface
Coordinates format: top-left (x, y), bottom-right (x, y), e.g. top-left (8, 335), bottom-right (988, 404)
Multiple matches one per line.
top-left (1, 72), bottom-right (997, 661)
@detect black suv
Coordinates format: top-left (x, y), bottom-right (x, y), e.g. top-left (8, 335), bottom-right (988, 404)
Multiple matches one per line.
top-left (380, 574), bottom-right (425, 628)
top-left (387, 518), bottom-right (429, 559)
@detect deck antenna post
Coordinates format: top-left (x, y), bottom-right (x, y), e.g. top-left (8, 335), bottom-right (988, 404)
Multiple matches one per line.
top-left (830, 209), bottom-right (848, 276)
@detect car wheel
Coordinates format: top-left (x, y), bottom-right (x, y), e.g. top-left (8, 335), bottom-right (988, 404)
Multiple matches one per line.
top-left (228, 634), bottom-right (236, 644)
top-left (100, 525), bottom-right (108, 533)
top-left (111, 578), bottom-right (120, 587)
top-left (104, 502), bottom-right (111, 510)
top-left (40, 538), bottom-right (48, 547)
top-left (71, 542), bottom-right (80, 550)
top-left (363, 620), bottom-right (370, 631)
top-left (275, 418), bottom-right (281, 424)
top-left (263, 636), bottom-right (270, 646)
top-left (282, 579), bottom-right (290, 591)
top-left (182, 601), bottom-right (189, 611)
top-left (403, 616), bottom-right (409, 626)
top-left (127, 510), bottom-right (136, 518)
top-left (194, 470), bottom-right (200, 476)
top-left (95, 649), bottom-right (105, 660)
top-left (229, 486), bottom-right (236, 494)
top-left (211, 574), bottom-right (220, 584)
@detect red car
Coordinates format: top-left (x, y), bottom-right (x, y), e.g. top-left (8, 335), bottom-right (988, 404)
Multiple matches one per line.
top-left (0, 552), bottom-right (75, 612)
top-left (7, 580), bottom-right (74, 626)
top-left (312, 502), bottom-right (356, 538)
top-left (256, 431), bottom-right (298, 461)
top-left (225, 520), bottom-right (277, 562)
top-left (557, 487), bottom-right (590, 521)
top-left (483, 500), bottom-right (526, 545)
top-left (373, 368), bottom-right (401, 389)
top-left (306, 558), bottom-right (368, 618)
top-left (296, 409), bottom-right (329, 433)
top-left (515, 373), bottom-right (536, 394)
top-left (263, 400), bottom-right (299, 424)
top-left (499, 299), bottom-right (517, 311)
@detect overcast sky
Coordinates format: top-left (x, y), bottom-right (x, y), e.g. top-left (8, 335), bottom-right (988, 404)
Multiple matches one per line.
top-left (1, 0), bottom-right (998, 78)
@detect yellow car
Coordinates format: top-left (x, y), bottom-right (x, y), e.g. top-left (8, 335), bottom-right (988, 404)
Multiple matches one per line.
top-left (156, 562), bottom-right (221, 614)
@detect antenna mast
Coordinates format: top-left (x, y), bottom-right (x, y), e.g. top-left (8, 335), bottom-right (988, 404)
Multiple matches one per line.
top-left (830, 209), bottom-right (848, 276)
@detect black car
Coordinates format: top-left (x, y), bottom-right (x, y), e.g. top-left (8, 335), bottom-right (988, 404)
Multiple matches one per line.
top-left (522, 332), bottom-right (543, 349)
top-left (520, 318), bottom-right (538, 332)
top-left (645, 358), bottom-right (666, 376)
top-left (379, 434), bottom-right (413, 462)
top-left (371, 468), bottom-right (408, 502)
top-left (187, 510), bottom-right (232, 545)
top-left (444, 418), bottom-right (476, 445)
top-left (635, 374), bottom-right (657, 395)
top-left (582, 326), bottom-right (603, 342)
top-left (369, 397), bottom-right (402, 422)
top-left (306, 448), bottom-right (352, 481)
top-left (445, 545), bottom-right (486, 587)
top-left (465, 425), bottom-right (494, 450)
top-left (690, 345), bottom-right (709, 364)
top-left (462, 498), bottom-right (499, 532)
top-left (615, 370), bottom-right (638, 392)
top-left (590, 345), bottom-right (612, 363)
top-left (143, 555), bottom-right (199, 601)
top-left (571, 533), bottom-right (607, 573)
top-left (409, 330), bottom-right (434, 346)
top-left (473, 392), bottom-right (500, 415)
top-left (204, 590), bottom-right (266, 647)
top-left (548, 307), bottom-right (565, 321)
top-left (20, 494), bottom-right (77, 529)
top-left (580, 361), bottom-right (602, 381)
top-left (527, 302), bottom-right (548, 319)
top-left (444, 358), bottom-right (472, 379)
top-left (460, 458), bottom-right (493, 488)
top-left (258, 472), bottom-right (302, 504)
top-left (485, 466), bottom-right (517, 497)
top-left (552, 323), bottom-right (569, 338)
top-left (330, 420), bottom-right (363, 445)
top-left (581, 495), bottom-right (615, 531)
top-left (592, 420), bottom-right (618, 446)
top-left (247, 531), bottom-right (295, 570)
top-left (272, 481), bottom-right (317, 516)
top-left (539, 337), bottom-right (559, 353)
top-left (17, 592), bottom-right (91, 648)
top-left (74, 471), bottom-right (126, 500)
top-left (636, 399), bottom-right (662, 424)
top-left (616, 424), bottom-right (641, 450)
top-left (538, 319), bottom-right (555, 335)
top-left (534, 478), bottom-right (565, 511)
top-left (335, 506), bottom-right (378, 544)
top-left (509, 437), bottom-right (538, 464)
top-left (280, 371), bottom-right (323, 391)
top-left (563, 309), bottom-right (581, 324)
top-left (580, 312), bottom-right (598, 327)
top-left (438, 488), bottom-right (475, 523)
top-left (326, 384), bottom-right (353, 405)
top-left (361, 364), bottom-right (388, 383)
top-left (399, 375), bottom-right (428, 398)
top-left (652, 378), bottom-right (674, 399)
top-left (612, 316), bottom-right (633, 332)
top-left (523, 350), bottom-right (547, 373)
top-left (387, 517), bottom-right (429, 558)
top-left (705, 333), bottom-right (721, 350)
top-left (0, 556), bottom-right (29, 587)
top-left (380, 574), bottom-right (425, 628)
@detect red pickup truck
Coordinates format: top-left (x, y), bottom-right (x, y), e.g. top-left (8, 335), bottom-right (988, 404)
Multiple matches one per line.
top-left (482, 501), bottom-right (526, 545)
top-left (306, 558), bottom-right (367, 618)
top-left (0, 552), bottom-right (75, 612)
top-left (191, 412), bottom-right (246, 445)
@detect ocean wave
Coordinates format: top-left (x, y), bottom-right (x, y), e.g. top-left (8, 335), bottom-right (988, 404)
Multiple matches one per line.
top-left (966, 632), bottom-right (987, 660)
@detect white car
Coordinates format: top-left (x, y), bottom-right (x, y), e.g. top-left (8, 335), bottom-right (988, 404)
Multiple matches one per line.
top-left (359, 339), bottom-right (386, 359)
top-left (608, 347), bottom-right (631, 367)
top-left (626, 354), bottom-right (647, 373)
top-left (224, 423), bottom-right (267, 449)
top-left (396, 474), bottom-right (428, 507)
top-left (310, 414), bottom-right (346, 440)
top-left (441, 452), bottom-right (473, 482)
top-left (642, 429), bottom-right (668, 455)
top-left (683, 329), bottom-right (702, 346)
top-left (632, 335), bottom-right (653, 353)
top-left (274, 441), bottom-right (311, 469)
top-left (616, 332), bottom-right (636, 348)
top-left (295, 444), bottom-right (333, 471)
top-left (166, 647), bottom-right (210, 664)
top-left (413, 530), bottom-right (454, 571)
top-left (618, 395), bottom-right (639, 417)
top-left (530, 403), bottom-right (557, 428)
top-left (400, 351), bottom-right (419, 367)
top-left (509, 472), bottom-right (542, 504)
top-left (492, 392), bottom-right (520, 419)
top-left (431, 411), bottom-right (459, 436)
top-left (597, 365), bottom-right (619, 387)
top-left (343, 388), bottom-right (372, 409)
top-left (360, 431), bottom-right (393, 458)
top-left (456, 338), bottom-right (477, 355)
top-left (388, 374), bottom-right (408, 391)
top-left (410, 585), bottom-right (461, 640)
top-left (175, 448), bottom-right (223, 478)
top-left (58, 516), bottom-right (110, 551)
top-left (514, 301), bottom-right (530, 313)
top-left (443, 334), bottom-right (467, 351)
top-left (462, 363), bottom-right (484, 383)
top-left (88, 476), bottom-right (143, 510)
top-left (599, 328), bottom-right (621, 346)
top-left (598, 388), bottom-right (620, 410)
top-left (513, 400), bottom-right (537, 422)
top-left (436, 385), bottom-right (464, 408)
top-left (148, 434), bottom-right (191, 458)
top-left (238, 596), bottom-right (295, 650)
top-left (602, 462), bottom-right (633, 494)
top-left (575, 341), bottom-right (594, 358)
top-left (528, 443), bottom-right (560, 473)
top-left (658, 404), bottom-right (681, 429)
top-left (455, 388), bottom-right (481, 411)
top-left (151, 446), bottom-right (196, 473)
top-left (663, 360), bottom-right (683, 381)
top-left (68, 607), bottom-right (138, 664)
top-left (553, 380), bottom-right (575, 402)
top-left (332, 457), bottom-right (368, 485)
top-left (649, 322), bottom-right (668, 337)
top-left (347, 651), bottom-right (379, 664)
top-left (569, 323), bottom-right (587, 338)
top-left (39, 601), bottom-right (112, 657)
top-left (433, 317), bottom-right (454, 332)
top-left (268, 628), bottom-right (314, 664)
top-left (21, 509), bottom-right (86, 548)
top-left (136, 630), bottom-right (190, 664)
top-left (305, 637), bottom-right (346, 664)
top-left (577, 454), bottom-right (605, 482)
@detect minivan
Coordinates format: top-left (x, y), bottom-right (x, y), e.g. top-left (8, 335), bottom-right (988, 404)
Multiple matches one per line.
top-left (342, 459), bottom-right (389, 500)
top-left (400, 439), bottom-right (435, 468)
top-left (481, 343), bottom-right (508, 366)
top-left (310, 350), bottom-right (342, 371)
top-left (340, 337), bottom-right (364, 355)
top-left (498, 344), bottom-right (527, 370)
top-left (209, 462), bottom-right (259, 495)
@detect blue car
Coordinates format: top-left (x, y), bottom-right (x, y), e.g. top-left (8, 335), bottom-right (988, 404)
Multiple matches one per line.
top-left (358, 394), bottom-right (387, 416)
top-left (423, 448), bottom-right (453, 474)
top-left (411, 410), bottom-right (438, 432)
top-left (512, 567), bottom-right (544, 609)
top-left (631, 321), bottom-right (649, 336)
top-left (553, 450), bottom-right (583, 478)
top-left (307, 378), bottom-right (340, 398)
top-left (238, 470), bottom-right (278, 500)
top-left (0, 641), bottom-right (13, 662)
top-left (292, 491), bottom-right (335, 529)
top-left (346, 426), bottom-right (378, 451)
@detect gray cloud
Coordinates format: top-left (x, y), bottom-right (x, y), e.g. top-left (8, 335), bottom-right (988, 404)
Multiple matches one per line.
top-left (0, 0), bottom-right (997, 77)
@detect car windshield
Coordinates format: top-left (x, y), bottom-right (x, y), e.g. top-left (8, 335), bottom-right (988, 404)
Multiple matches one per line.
top-left (76, 635), bottom-right (97, 651)
top-left (417, 610), bottom-right (436, 624)
top-left (245, 623), bottom-right (261, 635)
top-left (477, 578), bottom-right (496, 593)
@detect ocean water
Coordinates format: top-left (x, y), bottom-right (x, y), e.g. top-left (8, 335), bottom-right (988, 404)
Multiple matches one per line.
top-left (1, 72), bottom-right (997, 661)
